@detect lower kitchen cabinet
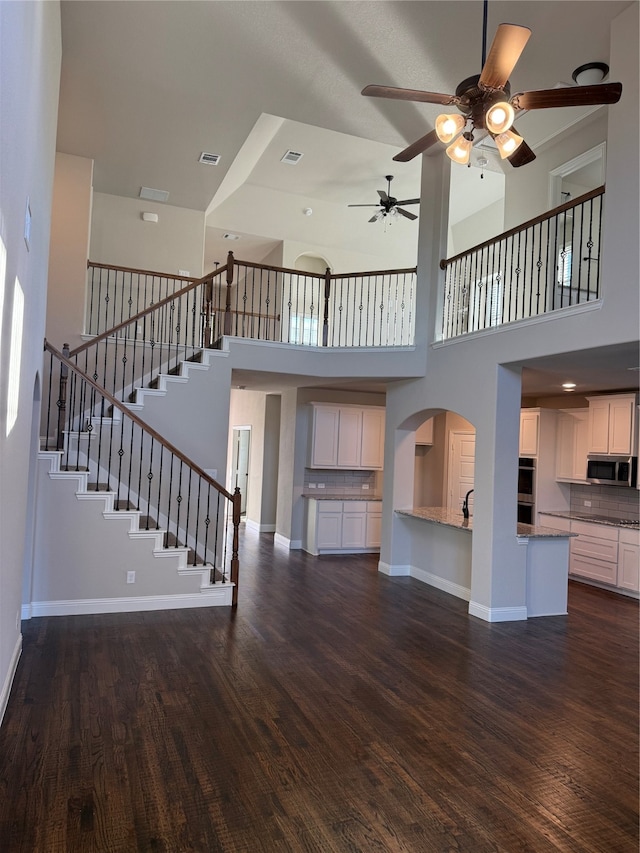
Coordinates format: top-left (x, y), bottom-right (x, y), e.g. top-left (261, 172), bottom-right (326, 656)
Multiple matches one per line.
top-left (539, 514), bottom-right (638, 595)
top-left (305, 499), bottom-right (382, 555)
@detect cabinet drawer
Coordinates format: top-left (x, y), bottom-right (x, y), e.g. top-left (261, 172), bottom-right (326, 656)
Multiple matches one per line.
top-left (343, 501), bottom-right (367, 513)
top-left (318, 500), bottom-right (343, 513)
top-left (571, 520), bottom-right (618, 540)
top-left (570, 553), bottom-right (618, 585)
top-left (366, 501), bottom-right (382, 513)
top-left (619, 527), bottom-right (640, 546)
top-left (571, 534), bottom-right (618, 563)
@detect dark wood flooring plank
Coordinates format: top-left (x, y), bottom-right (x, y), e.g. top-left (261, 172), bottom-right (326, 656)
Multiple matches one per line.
top-left (0, 530), bottom-right (637, 852)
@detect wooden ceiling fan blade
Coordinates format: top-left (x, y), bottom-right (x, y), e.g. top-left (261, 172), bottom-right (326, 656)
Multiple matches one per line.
top-left (508, 138), bottom-right (536, 168)
top-left (511, 82), bottom-right (622, 110)
top-left (377, 190), bottom-right (390, 202)
top-left (362, 84), bottom-right (458, 106)
top-left (396, 207), bottom-right (418, 221)
top-left (368, 214), bottom-right (381, 223)
top-left (394, 198), bottom-right (421, 206)
top-left (348, 204), bottom-right (381, 208)
top-left (478, 23), bottom-right (531, 90)
top-left (393, 129), bottom-right (440, 163)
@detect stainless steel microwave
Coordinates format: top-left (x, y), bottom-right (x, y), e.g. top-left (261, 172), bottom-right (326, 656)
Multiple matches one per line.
top-left (586, 456), bottom-right (637, 487)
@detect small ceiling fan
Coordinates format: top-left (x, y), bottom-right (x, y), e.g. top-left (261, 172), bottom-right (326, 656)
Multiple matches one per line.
top-left (347, 175), bottom-right (420, 223)
top-left (361, 0), bottom-right (622, 167)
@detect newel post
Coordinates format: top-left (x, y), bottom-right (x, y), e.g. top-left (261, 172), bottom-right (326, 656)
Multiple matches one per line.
top-left (322, 266), bottom-right (331, 346)
top-left (224, 250), bottom-right (234, 336)
top-left (230, 486), bottom-right (241, 606)
top-left (56, 343), bottom-right (70, 451)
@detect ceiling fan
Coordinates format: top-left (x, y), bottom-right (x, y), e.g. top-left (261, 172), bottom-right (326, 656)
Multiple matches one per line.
top-left (362, 0), bottom-right (622, 167)
top-left (347, 175), bottom-right (420, 223)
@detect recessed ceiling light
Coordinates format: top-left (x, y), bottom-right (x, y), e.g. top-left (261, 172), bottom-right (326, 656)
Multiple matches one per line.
top-left (562, 382), bottom-right (577, 391)
top-left (139, 187), bottom-right (169, 202)
top-left (223, 233), bottom-right (240, 241)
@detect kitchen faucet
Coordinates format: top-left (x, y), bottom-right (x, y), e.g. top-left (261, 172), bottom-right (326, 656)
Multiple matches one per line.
top-left (462, 489), bottom-right (474, 519)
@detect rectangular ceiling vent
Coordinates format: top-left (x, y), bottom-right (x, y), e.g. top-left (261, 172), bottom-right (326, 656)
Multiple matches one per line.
top-left (281, 149), bottom-right (303, 165)
top-left (139, 186), bottom-right (170, 202)
top-left (199, 152), bottom-right (221, 166)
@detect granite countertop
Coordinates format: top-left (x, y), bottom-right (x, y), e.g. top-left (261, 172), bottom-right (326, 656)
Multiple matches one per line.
top-left (540, 510), bottom-right (640, 529)
top-left (395, 507), bottom-right (575, 539)
top-left (302, 493), bottom-right (382, 501)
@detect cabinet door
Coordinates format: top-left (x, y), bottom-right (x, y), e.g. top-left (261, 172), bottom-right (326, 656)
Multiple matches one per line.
top-left (360, 408), bottom-right (385, 469)
top-left (572, 411), bottom-right (589, 481)
top-left (365, 512), bottom-right (382, 548)
top-left (337, 408), bottom-right (362, 468)
top-left (609, 398), bottom-right (634, 455)
top-left (555, 414), bottom-right (575, 480)
top-left (415, 418), bottom-right (434, 445)
top-left (588, 398), bottom-right (611, 454)
top-left (311, 407), bottom-right (339, 467)
top-left (519, 412), bottom-right (539, 456)
top-left (342, 511), bottom-right (367, 548)
top-left (618, 542), bottom-right (640, 592)
top-left (317, 511), bottom-right (343, 549)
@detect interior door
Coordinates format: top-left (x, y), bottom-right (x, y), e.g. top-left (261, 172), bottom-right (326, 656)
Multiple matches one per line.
top-left (231, 427), bottom-right (250, 515)
top-left (448, 431), bottom-right (476, 515)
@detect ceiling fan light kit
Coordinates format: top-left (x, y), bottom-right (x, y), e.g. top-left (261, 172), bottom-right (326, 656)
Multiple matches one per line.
top-left (362, 2), bottom-right (622, 169)
top-left (435, 113), bottom-right (467, 143)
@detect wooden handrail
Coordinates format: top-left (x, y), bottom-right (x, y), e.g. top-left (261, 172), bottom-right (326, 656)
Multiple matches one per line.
top-left (44, 339), bottom-right (234, 502)
top-left (440, 185), bottom-right (605, 269)
top-left (330, 266), bottom-right (417, 280)
top-left (88, 260), bottom-right (198, 281)
top-left (231, 256), bottom-right (417, 281)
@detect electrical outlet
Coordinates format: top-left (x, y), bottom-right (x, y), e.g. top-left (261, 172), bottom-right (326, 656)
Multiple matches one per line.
top-left (127, 571), bottom-right (136, 584)
top-left (361, 484), bottom-right (370, 490)
top-left (584, 500), bottom-right (591, 507)
top-left (308, 483), bottom-right (317, 489)
top-left (318, 483), bottom-right (325, 489)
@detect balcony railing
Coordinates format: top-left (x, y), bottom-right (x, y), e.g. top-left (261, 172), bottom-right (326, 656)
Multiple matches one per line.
top-left (85, 255), bottom-right (417, 350)
top-left (440, 186), bottom-right (604, 340)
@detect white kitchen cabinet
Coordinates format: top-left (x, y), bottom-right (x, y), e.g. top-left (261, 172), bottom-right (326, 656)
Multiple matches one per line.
top-left (304, 498), bottom-right (382, 555)
top-left (569, 520), bottom-right (619, 586)
top-left (415, 418), bottom-right (434, 445)
top-left (519, 410), bottom-right (539, 456)
top-left (586, 394), bottom-right (637, 455)
top-left (309, 404), bottom-right (385, 470)
top-left (618, 529), bottom-right (640, 593)
top-left (365, 502), bottom-right (382, 548)
top-left (555, 409), bottom-right (589, 483)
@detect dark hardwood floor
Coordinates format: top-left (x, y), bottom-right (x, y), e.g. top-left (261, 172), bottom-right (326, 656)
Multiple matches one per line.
top-left (0, 528), bottom-right (638, 852)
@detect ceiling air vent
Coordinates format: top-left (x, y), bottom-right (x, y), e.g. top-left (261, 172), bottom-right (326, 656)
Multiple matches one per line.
top-left (281, 149), bottom-right (304, 165)
top-left (223, 233), bottom-right (240, 241)
top-left (199, 152), bottom-right (221, 166)
top-left (139, 187), bottom-right (170, 202)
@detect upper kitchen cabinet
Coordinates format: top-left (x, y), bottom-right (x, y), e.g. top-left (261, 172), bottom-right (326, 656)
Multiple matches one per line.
top-left (415, 418), bottom-right (434, 445)
top-left (309, 404), bottom-right (385, 470)
top-left (519, 410), bottom-right (540, 456)
top-left (587, 394), bottom-right (637, 456)
top-left (556, 409), bottom-right (589, 483)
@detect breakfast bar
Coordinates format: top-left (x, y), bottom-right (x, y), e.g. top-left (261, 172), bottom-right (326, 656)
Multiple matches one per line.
top-left (395, 507), bottom-right (575, 617)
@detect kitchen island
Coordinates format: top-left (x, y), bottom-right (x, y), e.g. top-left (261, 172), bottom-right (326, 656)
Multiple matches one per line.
top-left (395, 507), bottom-right (575, 618)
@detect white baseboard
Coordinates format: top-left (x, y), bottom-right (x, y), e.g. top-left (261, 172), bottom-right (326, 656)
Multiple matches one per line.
top-left (0, 634), bottom-right (22, 727)
top-left (410, 566), bottom-right (471, 601)
top-left (468, 601), bottom-right (528, 622)
top-left (29, 586), bottom-right (235, 617)
top-left (274, 533), bottom-right (302, 550)
top-left (378, 561), bottom-right (411, 576)
top-left (245, 519), bottom-right (276, 534)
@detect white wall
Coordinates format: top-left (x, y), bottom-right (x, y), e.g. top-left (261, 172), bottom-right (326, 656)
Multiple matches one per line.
top-left (46, 152), bottom-right (94, 351)
top-left (449, 199), bottom-right (505, 257)
top-left (90, 192), bottom-right (206, 277)
top-left (0, 0), bottom-right (62, 721)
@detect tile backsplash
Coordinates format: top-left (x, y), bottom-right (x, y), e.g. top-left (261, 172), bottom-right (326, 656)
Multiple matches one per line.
top-left (570, 483), bottom-right (639, 522)
top-left (304, 468), bottom-right (380, 496)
